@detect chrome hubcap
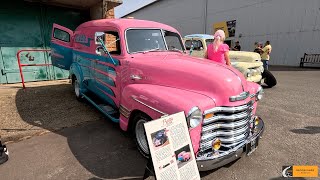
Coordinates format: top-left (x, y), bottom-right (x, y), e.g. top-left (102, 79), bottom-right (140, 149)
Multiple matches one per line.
top-left (75, 80), bottom-right (80, 97)
top-left (135, 119), bottom-right (149, 155)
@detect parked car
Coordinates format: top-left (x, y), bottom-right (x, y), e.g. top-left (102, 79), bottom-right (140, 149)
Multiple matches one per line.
top-left (153, 129), bottom-right (168, 147)
top-left (177, 151), bottom-right (191, 162)
top-left (184, 34), bottom-right (277, 87)
top-left (50, 19), bottom-right (264, 171)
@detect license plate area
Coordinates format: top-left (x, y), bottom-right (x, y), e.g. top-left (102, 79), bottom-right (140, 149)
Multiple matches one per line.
top-left (246, 137), bottom-right (259, 155)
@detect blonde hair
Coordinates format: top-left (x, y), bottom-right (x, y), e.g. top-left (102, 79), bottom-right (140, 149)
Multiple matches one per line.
top-left (213, 30), bottom-right (226, 52)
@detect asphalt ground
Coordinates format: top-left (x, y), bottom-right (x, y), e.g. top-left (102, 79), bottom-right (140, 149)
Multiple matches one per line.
top-left (0, 68), bottom-right (319, 180)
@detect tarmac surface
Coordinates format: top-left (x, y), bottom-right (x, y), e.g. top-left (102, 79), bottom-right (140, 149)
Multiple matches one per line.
top-left (0, 68), bottom-right (319, 180)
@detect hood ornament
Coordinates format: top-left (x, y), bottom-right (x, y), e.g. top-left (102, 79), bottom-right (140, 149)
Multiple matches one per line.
top-left (229, 91), bottom-right (249, 102)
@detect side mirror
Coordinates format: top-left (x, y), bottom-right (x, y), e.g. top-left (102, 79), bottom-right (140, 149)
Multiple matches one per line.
top-left (96, 46), bottom-right (104, 56)
top-left (95, 32), bottom-right (105, 45)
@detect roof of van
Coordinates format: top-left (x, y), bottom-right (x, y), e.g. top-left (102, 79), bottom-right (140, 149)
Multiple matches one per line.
top-left (184, 34), bottom-right (214, 39)
top-left (76, 18), bottom-right (178, 33)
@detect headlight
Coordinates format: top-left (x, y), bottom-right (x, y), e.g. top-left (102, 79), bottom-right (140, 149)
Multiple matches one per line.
top-left (187, 107), bottom-right (203, 128)
top-left (245, 69), bottom-right (252, 77)
top-left (256, 86), bottom-right (264, 100)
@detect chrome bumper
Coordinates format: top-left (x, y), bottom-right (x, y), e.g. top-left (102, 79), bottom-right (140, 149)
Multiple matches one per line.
top-left (196, 117), bottom-right (264, 171)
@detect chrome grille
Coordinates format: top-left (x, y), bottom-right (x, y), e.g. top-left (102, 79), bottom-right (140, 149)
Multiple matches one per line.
top-left (198, 101), bottom-right (254, 157)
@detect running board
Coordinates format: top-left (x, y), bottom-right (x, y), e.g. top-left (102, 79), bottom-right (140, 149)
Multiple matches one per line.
top-left (81, 93), bottom-right (119, 123)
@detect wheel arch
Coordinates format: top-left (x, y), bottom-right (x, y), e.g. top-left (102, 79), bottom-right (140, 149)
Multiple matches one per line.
top-left (127, 109), bottom-right (152, 133)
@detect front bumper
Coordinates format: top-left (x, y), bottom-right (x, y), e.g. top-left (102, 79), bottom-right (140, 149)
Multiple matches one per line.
top-left (196, 117), bottom-right (264, 171)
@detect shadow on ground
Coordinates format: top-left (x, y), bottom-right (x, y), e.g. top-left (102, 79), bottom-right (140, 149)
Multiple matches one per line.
top-left (290, 126), bottom-right (320, 135)
top-left (15, 84), bottom-right (147, 179)
top-left (199, 158), bottom-right (240, 178)
top-left (14, 83), bottom-right (248, 179)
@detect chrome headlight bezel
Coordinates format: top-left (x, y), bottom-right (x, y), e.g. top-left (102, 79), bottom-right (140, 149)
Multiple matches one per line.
top-left (245, 69), bottom-right (253, 77)
top-left (256, 86), bottom-right (264, 101)
top-left (187, 107), bottom-right (203, 128)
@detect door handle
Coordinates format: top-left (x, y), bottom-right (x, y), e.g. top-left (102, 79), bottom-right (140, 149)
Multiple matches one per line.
top-left (130, 75), bottom-right (142, 80)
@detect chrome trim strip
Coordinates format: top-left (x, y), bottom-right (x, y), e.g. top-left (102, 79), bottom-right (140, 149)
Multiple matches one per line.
top-left (202, 118), bottom-right (249, 132)
top-left (203, 111), bottom-right (252, 125)
top-left (229, 91), bottom-right (250, 102)
top-left (119, 104), bottom-right (131, 118)
top-left (132, 96), bottom-right (167, 115)
top-left (200, 133), bottom-right (248, 151)
top-left (201, 125), bottom-right (249, 143)
top-left (204, 104), bottom-right (250, 115)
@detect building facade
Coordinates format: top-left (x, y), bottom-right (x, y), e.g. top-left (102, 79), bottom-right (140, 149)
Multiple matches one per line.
top-left (0, 0), bottom-right (121, 84)
top-left (122, 0), bottom-right (320, 66)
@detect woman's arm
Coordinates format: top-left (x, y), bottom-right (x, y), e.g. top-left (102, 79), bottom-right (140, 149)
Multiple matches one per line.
top-left (224, 51), bottom-right (231, 66)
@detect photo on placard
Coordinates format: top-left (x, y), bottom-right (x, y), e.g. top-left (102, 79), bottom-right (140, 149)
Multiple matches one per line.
top-left (175, 145), bottom-right (192, 169)
top-left (151, 128), bottom-right (169, 150)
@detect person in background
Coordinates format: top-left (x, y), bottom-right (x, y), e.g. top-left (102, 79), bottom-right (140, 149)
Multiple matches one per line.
top-left (0, 140), bottom-right (9, 165)
top-left (254, 42), bottom-right (263, 54)
top-left (232, 41), bottom-right (241, 51)
top-left (260, 41), bottom-right (272, 70)
top-left (206, 29), bottom-right (231, 66)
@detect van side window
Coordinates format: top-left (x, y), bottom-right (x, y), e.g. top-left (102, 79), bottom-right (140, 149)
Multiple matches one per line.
top-left (97, 31), bottom-right (121, 55)
top-left (53, 28), bottom-right (70, 42)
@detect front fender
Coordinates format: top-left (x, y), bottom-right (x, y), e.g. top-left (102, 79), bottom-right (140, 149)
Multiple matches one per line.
top-left (120, 84), bottom-right (215, 154)
top-left (70, 62), bottom-right (84, 82)
top-left (70, 62), bottom-right (87, 94)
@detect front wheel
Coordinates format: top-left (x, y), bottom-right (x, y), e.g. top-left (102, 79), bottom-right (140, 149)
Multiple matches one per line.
top-left (132, 113), bottom-right (151, 158)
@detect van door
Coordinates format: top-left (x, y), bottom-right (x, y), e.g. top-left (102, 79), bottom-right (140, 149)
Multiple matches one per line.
top-left (93, 30), bottom-right (121, 108)
top-left (51, 23), bottom-right (73, 70)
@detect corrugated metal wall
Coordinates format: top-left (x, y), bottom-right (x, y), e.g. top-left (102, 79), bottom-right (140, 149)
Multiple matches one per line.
top-left (127, 0), bottom-right (320, 66)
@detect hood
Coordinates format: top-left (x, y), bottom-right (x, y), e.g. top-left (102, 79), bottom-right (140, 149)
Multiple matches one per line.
top-left (229, 51), bottom-right (261, 63)
top-left (129, 52), bottom-right (249, 106)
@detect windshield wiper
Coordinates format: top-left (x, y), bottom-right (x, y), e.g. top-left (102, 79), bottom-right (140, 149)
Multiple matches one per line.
top-left (168, 48), bottom-right (185, 54)
top-left (143, 48), bottom-right (162, 53)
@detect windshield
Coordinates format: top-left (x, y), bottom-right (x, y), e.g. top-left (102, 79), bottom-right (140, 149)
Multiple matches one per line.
top-left (205, 39), bottom-right (214, 47)
top-left (126, 29), bottom-right (185, 53)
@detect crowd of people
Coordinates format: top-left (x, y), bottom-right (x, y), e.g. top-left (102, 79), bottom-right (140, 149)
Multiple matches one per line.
top-left (206, 29), bottom-right (272, 70)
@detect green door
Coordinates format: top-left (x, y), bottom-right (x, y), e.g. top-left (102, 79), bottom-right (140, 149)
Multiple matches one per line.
top-left (0, 1), bottom-right (49, 83)
top-left (0, 0), bottom-right (89, 84)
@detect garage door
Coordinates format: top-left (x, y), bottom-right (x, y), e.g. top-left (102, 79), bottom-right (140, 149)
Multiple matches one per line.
top-left (0, 0), bottom-right (89, 83)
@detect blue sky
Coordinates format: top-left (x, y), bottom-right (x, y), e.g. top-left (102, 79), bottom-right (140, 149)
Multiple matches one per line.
top-left (115, 0), bottom-right (157, 18)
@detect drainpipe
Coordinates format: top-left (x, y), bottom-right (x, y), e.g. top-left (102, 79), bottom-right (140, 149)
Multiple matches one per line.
top-left (203, 0), bottom-right (208, 34)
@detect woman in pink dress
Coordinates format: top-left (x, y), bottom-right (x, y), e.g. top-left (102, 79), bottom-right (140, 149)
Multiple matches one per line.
top-left (206, 30), bottom-right (231, 66)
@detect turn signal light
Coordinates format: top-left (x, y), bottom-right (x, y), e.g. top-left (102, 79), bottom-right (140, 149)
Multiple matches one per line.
top-left (205, 113), bottom-right (214, 119)
top-left (212, 138), bottom-right (221, 151)
top-left (255, 117), bottom-right (259, 126)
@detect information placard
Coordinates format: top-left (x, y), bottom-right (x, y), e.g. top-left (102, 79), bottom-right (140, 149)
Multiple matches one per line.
top-left (144, 112), bottom-right (201, 180)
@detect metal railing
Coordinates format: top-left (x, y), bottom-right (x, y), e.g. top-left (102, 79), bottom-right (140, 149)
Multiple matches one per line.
top-left (16, 49), bottom-right (51, 89)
